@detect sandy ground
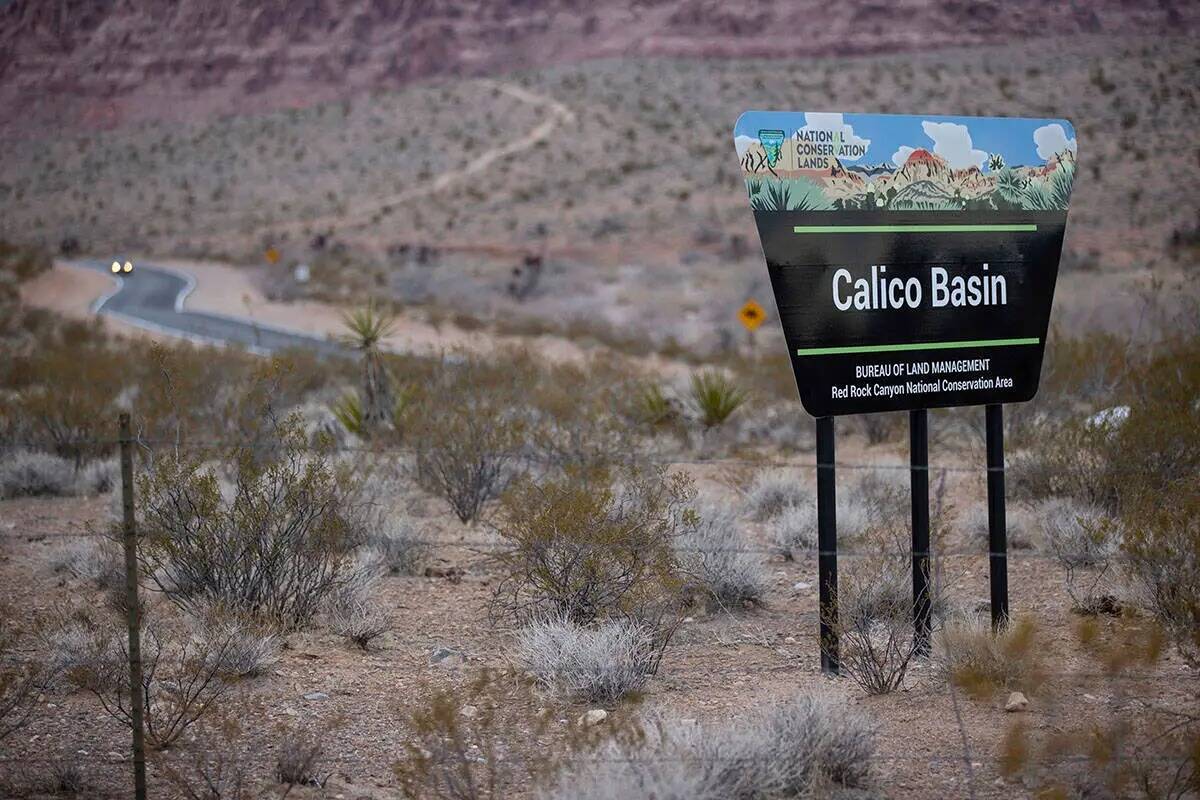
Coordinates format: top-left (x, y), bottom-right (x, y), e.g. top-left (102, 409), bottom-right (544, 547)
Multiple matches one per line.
top-left (1, 444), bottom-right (1196, 799)
top-left (19, 264), bottom-right (114, 323)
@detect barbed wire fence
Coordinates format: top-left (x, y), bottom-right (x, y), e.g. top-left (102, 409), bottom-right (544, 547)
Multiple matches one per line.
top-left (0, 418), bottom-right (1195, 799)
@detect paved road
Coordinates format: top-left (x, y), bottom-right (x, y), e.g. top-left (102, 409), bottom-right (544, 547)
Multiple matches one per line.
top-left (78, 259), bottom-right (345, 356)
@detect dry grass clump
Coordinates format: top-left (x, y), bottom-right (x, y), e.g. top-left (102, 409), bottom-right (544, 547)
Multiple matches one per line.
top-left (936, 617), bottom-right (1045, 700)
top-left (191, 605), bottom-right (280, 678)
top-left (324, 572), bottom-right (390, 651)
top-left (0, 450), bottom-right (76, 498)
top-left (741, 471), bottom-right (807, 522)
top-left (0, 451), bottom-right (118, 500)
top-left (516, 616), bottom-right (657, 704)
top-left (275, 728), bottom-right (327, 787)
top-left (547, 693), bottom-right (876, 799)
top-left (360, 512), bottom-right (427, 576)
top-left (674, 501), bottom-right (764, 610)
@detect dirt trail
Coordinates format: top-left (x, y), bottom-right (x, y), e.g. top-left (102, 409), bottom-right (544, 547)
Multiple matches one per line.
top-left (256, 81), bottom-right (576, 237)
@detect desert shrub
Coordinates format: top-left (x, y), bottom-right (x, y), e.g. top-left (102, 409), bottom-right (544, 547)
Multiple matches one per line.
top-left (157, 713), bottom-right (259, 800)
top-left (397, 671), bottom-right (585, 800)
top-left (1039, 498), bottom-right (1123, 612)
top-left (61, 618), bottom-right (235, 750)
top-left (937, 616), bottom-right (1045, 700)
top-left (549, 693), bottom-right (875, 799)
top-left (492, 466), bottom-right (693, 644)
top-left (522, 357), bottom-right (635, 471)
top-left (0, 450), bottom-right (76, 498)
top-left (852, 411), bottom-right (905, 445)
top-left (1112, 336), bottom-right (1200, 661)
top-left (999, 617), bottom-right (1197, 798)
top-left (136, 416), bottom-right (365, 630)
top-left (1010, 421), bottom-right (1119, 510)
top-left (1122, 493), bottom-right (1200, 662)
top-left (0, 603), bottom-right (51, 742)
top-left (275, 728), bottom-right (327, 787)
top-left (742, 471), bottom-right (807, 522)
top-left (0, 240), bottom-right (52, 283)
top-left (51, 536), bottom-right (123, 589)
top-left (413, 359), bottom-right (525, 524)
top-left (831, 556), bottom-right (920, 695)
top-left (688, 370), bottom-right (746, 428)
top-left (674, 502), bottom-right (763, 610)
top-left (517, 616), bottom-right (656, 704)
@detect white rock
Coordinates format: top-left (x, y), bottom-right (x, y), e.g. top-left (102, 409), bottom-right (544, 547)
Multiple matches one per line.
top-left (461, 705), bottom-right (478, 719)
top-left (303, 691), bottom-right (328, 701)
top-left (793, 581), bottom-right (811, 591)
top-left (1086, 405), bottom-right (1129, 431)
top-left (577, 709), bottom-right (608, 727)
top-left (1004, 691), bottom-right (1029, 712)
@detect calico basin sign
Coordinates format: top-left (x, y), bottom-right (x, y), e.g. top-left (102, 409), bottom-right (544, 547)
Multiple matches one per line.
top-left (734, 111), bottom-right (1076, 416)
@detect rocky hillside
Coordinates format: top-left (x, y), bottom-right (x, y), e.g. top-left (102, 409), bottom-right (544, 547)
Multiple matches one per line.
top-left (1, 0), bottom-right (1195, 132)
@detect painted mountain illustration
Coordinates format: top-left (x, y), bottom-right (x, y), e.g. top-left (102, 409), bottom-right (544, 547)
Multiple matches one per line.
top-left (738, 128), bottom-right (1075, 213)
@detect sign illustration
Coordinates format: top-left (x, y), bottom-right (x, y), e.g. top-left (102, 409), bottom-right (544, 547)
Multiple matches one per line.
top-left (734, 112), bottom-right (1077, 416)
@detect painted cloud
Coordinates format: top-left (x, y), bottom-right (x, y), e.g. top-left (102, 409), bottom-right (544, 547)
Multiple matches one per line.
top-left (921, 121), bottom-right (988, 170)
top-left (1033, 123), bottom-right (1077, 161)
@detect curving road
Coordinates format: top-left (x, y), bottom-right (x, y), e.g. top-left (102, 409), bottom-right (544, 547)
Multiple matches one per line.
top-left (78, 259), bottom-right (345, 357)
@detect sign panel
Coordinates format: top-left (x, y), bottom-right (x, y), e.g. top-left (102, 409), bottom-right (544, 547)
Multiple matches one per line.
top-left (734, 112), bottom-right (1076, 417)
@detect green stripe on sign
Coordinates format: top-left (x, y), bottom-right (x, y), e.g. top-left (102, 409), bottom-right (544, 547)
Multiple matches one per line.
top-left (796, 337), bottom-right (1040, 357)
top-left (792, 224), bottom-right (1037, 234)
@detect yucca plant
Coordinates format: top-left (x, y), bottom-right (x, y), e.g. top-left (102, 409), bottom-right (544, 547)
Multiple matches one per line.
top-left (633, 381), bottom-right (675, 426)
top-left (689, 371), bottom-right (747, 428)
top-left (1022, 162), bottom-right (1074, 211)
top-left (338, 301), bottom-right (396, 435)
top-left (330, 392), bottom-right (365, 437)
top-left (749, 178), bottom-right (831, 211)
top-left (391, 382), bottom-right (419, 434)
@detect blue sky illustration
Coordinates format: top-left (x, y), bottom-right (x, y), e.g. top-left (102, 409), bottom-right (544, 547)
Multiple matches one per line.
top-left (733, 112), bottom-right (1076, 171)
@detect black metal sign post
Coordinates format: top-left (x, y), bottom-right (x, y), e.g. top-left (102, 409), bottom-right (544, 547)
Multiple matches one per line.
top-left (816, 416), bottom-right (839, 674)
top-left (986, 404), bottom-right (1009, 628)
top-left (909, 410), bottom-right (932, 655)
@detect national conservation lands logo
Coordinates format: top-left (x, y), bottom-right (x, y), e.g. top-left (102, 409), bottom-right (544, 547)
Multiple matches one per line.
top-left (733, 112), bottom-right (1077, 417)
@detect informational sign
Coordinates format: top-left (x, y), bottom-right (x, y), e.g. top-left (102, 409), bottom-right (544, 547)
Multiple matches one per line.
top-left (734, 112), bottom-right (1076, 417)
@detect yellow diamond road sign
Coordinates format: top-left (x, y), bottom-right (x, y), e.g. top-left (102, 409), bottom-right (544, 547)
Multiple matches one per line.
top-left (739, 299), bottom-right (766, 331)
top-left (265, 247), bottom-right (280, 264)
